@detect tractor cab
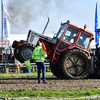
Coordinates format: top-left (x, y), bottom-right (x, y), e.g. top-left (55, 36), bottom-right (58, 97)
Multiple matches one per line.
top-left (54, 21), bottom-right (93, 52)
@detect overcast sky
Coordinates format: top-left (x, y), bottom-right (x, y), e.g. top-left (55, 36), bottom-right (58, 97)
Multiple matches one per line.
top-left (1, 0), bottom-right (100, 47)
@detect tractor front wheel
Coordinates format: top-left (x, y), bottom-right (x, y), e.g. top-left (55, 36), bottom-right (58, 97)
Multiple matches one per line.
top-left (18, 45), bottom-right (34, 63)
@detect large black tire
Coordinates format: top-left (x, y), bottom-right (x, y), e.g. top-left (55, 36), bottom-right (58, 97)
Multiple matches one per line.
top-left (18, 45), bottom-right (34, 63)
top-left (50, 62), bottom-right (61, 78)
top-left (14, 48), bottom-right (22, 62)
top-left (58, 49), bottom-right (89, 79)
top-left (50, 61), bottom-right (66, 79)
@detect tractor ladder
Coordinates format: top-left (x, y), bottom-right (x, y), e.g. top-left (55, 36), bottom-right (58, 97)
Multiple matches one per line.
top-left (52, 50), bottom-right (60, 62)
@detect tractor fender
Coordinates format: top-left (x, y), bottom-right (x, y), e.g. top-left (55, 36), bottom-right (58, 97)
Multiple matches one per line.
top-left (68, 46), bottom-right (89, 54)
top-left (67, 45), bottom-right (76, 50)
top-left (66, 46), bottom-right (90, 57)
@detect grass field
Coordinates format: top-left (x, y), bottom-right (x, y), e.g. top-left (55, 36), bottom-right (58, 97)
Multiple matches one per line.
top-left (0, 88), bottom-right (100, 99)
top-left (0, 71), bottom-right (53, 78)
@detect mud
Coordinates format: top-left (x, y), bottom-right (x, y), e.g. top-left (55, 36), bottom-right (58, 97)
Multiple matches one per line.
top-left (0, 76), bottom-right (100, 91)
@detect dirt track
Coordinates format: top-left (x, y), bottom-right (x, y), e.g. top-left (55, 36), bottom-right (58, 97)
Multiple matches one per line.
top-left (0, 76), bottom-right (100, 91)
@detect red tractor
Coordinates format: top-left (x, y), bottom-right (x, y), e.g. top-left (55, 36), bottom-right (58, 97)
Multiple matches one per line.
top-left (12, 19), bottom-right (96, 79)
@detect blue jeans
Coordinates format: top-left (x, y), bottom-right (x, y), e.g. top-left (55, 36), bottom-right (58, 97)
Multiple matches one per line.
top-left (36, 62), bottom-right (46, 82)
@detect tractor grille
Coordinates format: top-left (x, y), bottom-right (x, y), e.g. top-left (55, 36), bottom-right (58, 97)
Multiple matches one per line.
top-left (30, 34), bottom-right (35, 43)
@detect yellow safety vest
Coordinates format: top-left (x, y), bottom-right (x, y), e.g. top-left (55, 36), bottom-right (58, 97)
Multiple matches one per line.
top-left (32, 46), bottom-right (47, 62)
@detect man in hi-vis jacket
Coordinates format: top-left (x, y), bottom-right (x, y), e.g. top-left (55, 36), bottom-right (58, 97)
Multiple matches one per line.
top-left (32, 40), bottom-right (48, 84)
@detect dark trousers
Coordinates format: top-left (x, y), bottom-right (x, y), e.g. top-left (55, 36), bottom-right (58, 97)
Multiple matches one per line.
top-left (36, 62), bottom-right (46, 81)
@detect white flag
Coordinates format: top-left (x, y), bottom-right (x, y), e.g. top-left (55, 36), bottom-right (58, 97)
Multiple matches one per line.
top-left (2, 0), bottom-right (11, 38)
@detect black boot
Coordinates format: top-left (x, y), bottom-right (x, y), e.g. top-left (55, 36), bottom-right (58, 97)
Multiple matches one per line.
top-left (38, 80), bottom-right (42, 84)
top-left (43, 80), bottom-right (48, 84)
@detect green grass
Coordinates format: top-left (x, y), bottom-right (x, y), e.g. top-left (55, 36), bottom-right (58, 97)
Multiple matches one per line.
top-left (0, 88), bottom-right (100, 99)
top-left (0, 71), bottom-right (53, 78)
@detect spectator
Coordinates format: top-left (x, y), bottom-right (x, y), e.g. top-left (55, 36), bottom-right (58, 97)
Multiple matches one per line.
top-left (8, 50), bottom-right (15, 62)
top-left (2, 50), bottom-right (6, 62)
top-left (8, 50), bottom-right (13, 60)
top-left (95, 44), bottom-right (100, 69)
top-left (0, 53), bottom-right (2, 60)
top-left (6, 51), bottom-right (9, 60)
top-left (95, 44), bottom-right (100, 58)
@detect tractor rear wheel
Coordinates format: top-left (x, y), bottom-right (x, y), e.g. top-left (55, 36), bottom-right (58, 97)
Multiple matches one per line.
top-left (58, 49), bottom-right (89, 79)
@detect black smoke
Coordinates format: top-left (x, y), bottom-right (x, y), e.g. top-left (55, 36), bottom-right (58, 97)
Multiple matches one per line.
top-left (6, 0), bottom-right (76, 34)
top-left (7, 0), bottom-right (53, 29)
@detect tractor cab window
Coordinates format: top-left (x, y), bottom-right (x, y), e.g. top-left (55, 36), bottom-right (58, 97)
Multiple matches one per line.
top-left (56, 24), bottom-right (67, 39)
top-left (77, 32), bottom-right (91, 49)
top-left (63, 26), bottom-right (78, 43)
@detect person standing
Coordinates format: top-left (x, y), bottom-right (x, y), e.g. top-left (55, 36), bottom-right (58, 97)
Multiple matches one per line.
top-left (8, 50), bottom-right (15, 62)
top-left (8, 50), bottom-right (13, 60)
top-left (32, 40), bottom-right (48, 84)
top-left (95, 44), bottom-right (99, 58)
top-left (95, 44), bottom-right (100, 69)
top-left (6, 51), bottom-right (9, 60)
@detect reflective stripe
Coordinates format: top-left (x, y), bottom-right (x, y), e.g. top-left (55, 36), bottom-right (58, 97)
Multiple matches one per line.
top-left (35, 59), bottom-right (44, 62)
top-left (42, 53), bottom-right (46, 56)
top-left (40, 49), bottom-right (41, 60)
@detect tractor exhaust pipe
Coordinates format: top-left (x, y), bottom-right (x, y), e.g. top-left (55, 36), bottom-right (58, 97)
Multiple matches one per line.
top-left (42, 18), bottom-right (50, 34)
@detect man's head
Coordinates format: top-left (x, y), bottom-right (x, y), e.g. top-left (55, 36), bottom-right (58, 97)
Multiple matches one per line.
top-left (36, 39), bottom-right (42, 46)
top-left (38, 40), bottom-right (41, 44)
top-left (96, 44), bottom-right (99, 48)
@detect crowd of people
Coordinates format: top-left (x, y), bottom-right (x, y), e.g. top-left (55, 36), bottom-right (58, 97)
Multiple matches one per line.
top-left (0, 50), bottom-right (15, 62)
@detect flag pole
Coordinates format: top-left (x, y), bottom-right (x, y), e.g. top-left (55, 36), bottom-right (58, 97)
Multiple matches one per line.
top-left (1, 0), bottom-right (7, 73)
top-left (1, 0), bottom-right (3, 63)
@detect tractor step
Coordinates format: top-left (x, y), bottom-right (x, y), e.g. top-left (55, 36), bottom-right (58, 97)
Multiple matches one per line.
top-left (52, 50), bottom-right (60, 61)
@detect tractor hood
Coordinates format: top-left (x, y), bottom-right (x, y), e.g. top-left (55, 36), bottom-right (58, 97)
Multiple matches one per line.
top-left (27, 30), bottom-right (57, 46)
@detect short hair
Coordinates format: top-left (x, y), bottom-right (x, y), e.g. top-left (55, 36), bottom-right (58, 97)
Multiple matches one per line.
top-left (95, 44), bottom-right (99, 46)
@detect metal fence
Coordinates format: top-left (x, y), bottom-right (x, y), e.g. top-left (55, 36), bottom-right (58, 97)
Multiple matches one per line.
top-left (0, 61), bottom-right (50, 73)
top-left (20, 62), bottom-right (50, 72)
